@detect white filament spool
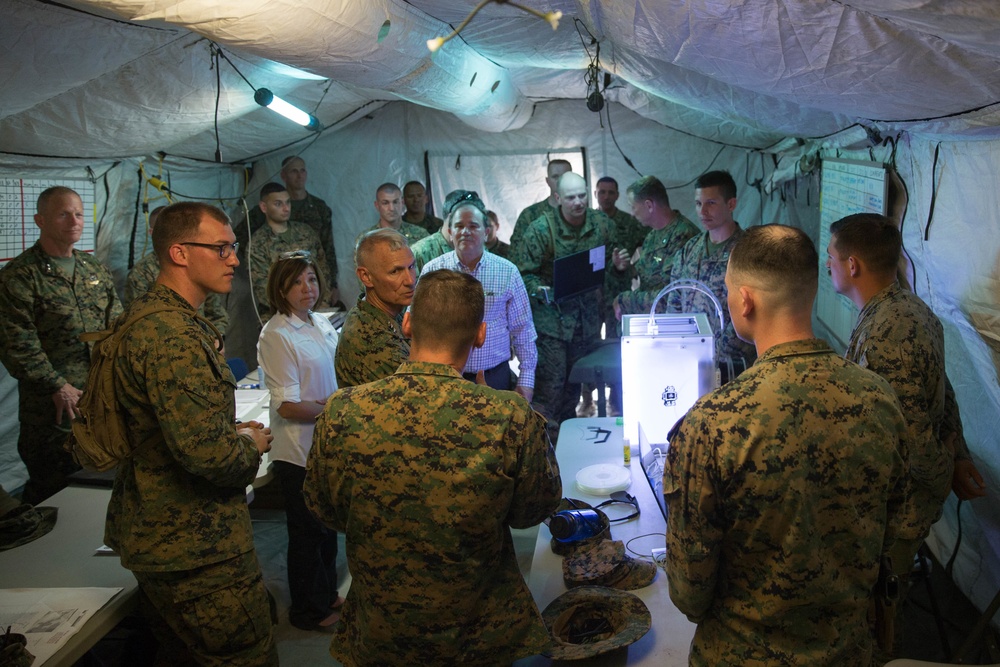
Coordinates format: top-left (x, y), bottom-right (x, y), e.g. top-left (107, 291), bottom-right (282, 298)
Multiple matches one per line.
top-left (576, 464), bottom-right (631, 495)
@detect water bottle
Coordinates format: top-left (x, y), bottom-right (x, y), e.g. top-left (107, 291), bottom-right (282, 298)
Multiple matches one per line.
top-left (549, 509), bottom-right (604, 543)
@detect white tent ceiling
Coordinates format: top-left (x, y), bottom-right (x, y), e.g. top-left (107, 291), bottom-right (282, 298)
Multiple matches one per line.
top-left (4, 0), bottom-right (1000, 162)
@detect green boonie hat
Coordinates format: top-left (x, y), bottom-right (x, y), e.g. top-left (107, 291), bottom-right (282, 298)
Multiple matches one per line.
top-left (562, 539), bottom-right (657, 591)
top-left (548, 498), bottom-right (612, 556)
top-left (541, 586), bottom-right (651, 660)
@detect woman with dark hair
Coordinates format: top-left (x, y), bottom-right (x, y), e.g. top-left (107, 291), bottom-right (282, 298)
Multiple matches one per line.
top-left (257, 250), bottom-right (344, 631)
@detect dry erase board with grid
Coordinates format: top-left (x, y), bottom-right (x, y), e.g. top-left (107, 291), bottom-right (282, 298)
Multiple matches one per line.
top-left (0, 177), bottom-right (97, 267)
top-left (816, 159), bottom-right (888, 349)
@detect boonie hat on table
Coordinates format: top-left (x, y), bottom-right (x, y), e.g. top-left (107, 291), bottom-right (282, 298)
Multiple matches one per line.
top-left (541, 585), bottom-right (651, 660)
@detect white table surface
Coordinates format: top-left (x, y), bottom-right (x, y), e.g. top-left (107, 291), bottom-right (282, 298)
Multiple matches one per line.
top-left (516, 417), bottom-right (695, 666)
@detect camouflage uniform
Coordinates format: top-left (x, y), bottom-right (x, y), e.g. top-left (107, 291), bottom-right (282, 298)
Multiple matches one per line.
top-left (334, 297), bottom-right (409, 388)
top-left (242, 192), bottom-right (338, 289)
top-left (511, 199), bottom-right (556, 247)
top-left (511, 209), bottom-right (620, 426)
top-left (664, 338), bottom-right (913, 667)
top-left (486, 239), bottom-right (511, 259)
top-left (124, 252), bottom-right (230, 334)
top-left (410, 230), bottom-right (452, 273)
top-left (105, 284), bottom-right (276, 666)
top-left (403, 211), bottom-right (444, 236)
top-left (667, 225), bottom-right (757, 369)
top-left (0, 244), bottom-right (121, 504)
top-left (366, 221), bottom-right (429, 245)
top-left (617, 211), bottom-right (701, 316)
top-left (249, 221), bottom-right (332, 319)
top-left (602, 208), bottom-right (649, 336)
top-left (303, 360), bottom-right (562, 666)
top-left (845, 281), bottom-right (953, 570)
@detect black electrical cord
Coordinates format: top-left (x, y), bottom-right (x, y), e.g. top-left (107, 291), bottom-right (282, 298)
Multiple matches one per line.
top-left (924, 142), bottom-right (941, 241)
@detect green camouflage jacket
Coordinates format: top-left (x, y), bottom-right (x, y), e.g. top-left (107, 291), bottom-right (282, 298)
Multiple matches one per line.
top-left (0, 243), bottom-right (121, 425)
top-left (124, 252), bottom-right (230, 334)
top-left (511, 208), bottom-right (620, 342)
top-left (511, 199), bottom-right (556, 247)
top-left (410, 231), bottom-right (452, 273)
top-left (846, 281), bottom-right (953, 534)
top-left (617, 212), bottom-right (701, 315)
top-left (665, 338), bottom-right (912, 667)
top-left (104, 284), bottom-right (259, 571)
top-left (667, 225), bottom-right (757, 366)
top-left (334, 298), bottom-right (409, 388)
top-left (244, 191), bottom-right (338, 287)
top-left (304, 360), bottom-right (561, 666)
top-left (403, 211), bottom-right (444, 236)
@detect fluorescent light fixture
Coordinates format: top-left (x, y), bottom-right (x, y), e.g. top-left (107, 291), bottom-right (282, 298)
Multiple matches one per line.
top-left (254, 88), bottom-right (322, 132)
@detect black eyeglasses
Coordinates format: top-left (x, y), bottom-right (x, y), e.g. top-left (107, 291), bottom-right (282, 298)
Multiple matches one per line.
top-left (278, 249), bottom-right (312, 260)
top-left (180, 242), bottom-right (239, 259)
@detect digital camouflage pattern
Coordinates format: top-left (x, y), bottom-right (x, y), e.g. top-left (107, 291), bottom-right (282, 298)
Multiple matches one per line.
top-left (105, 284), bottom-right (261, 571)
top-left (561, 539), bottom-right (657, 590)
top-left (403, 211), bottom-right (444, 236)
top-left (602, 208), bottom-right (648, 332)
top-left (410, 230), bottom-right (452, 273)
top-left (665, 338), bottom-right (913, 667)
top-left (333, 297), bottom-right (409, 388)
top-left (0, 244), bottom-right (121, 502)
top-left (511, 199), bottom-right (556, 247)
top-left (366, 220), bottom-right (429, 245)
top-left (607, 207), bottom-right (649, 256)
top-left (617, 211), bottom-right (701, 315)
top-left (845, 281), bottom-right (953, 552)
top-left (511, 209), bottom-right (620, 424)
top-left (303, 360), bottom-right (562, 666)
top-left (249, 221), bottom-right (332, 319)
top-left (124, 252), bottom-right (230, 333)
top-left (243, 192), bottom-right (337, 288)
top-left (541, 586), bottom-right (651, 661)
top-left (487, 239), bottom-right (511, 259)
top-left (667, 226), bottom-right (757, 368)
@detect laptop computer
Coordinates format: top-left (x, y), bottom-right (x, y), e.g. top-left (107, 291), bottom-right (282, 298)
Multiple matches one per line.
top-left (552, 244), bottom-right (606, 302)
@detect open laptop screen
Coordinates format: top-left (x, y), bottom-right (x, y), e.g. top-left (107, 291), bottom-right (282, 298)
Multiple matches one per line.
top-left (552, 245), bottom-right (605, 302)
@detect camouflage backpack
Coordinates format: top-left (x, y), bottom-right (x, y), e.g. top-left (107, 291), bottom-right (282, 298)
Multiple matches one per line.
top-left (67, 303), bottom-right (223, 472)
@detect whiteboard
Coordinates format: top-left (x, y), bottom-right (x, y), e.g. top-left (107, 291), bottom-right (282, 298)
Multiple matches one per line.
top-left (816, 159), bottom-right (888, 349)
top-left (0, 177), bottom-right (97, 267)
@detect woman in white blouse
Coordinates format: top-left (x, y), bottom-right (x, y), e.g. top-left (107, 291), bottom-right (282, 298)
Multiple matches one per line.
top-left (257, 250), bottom-right (344, 631)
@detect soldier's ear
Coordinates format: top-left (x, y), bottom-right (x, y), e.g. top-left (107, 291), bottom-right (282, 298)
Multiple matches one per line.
top-left (737, 285), bottom-right (754, 318)
top-left (401, 311), bottom-right (413, 337)
top-left (473, 321), bottom-right (487, 349)
top-left (168, 243), bottom-right (190, 267)
top-left (847, 255), bottom-right (860, 277)
top-left (356, 266), bottom-right (374, 288)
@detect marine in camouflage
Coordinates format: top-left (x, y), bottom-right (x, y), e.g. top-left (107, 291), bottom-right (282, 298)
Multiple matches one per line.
top-left (249, 220), bottom-right (332, 319)
top-left (602, 207), bottom-right (648, 333)
top-left (617, 211), bottom-right (701, 315)
top-left (667, 226), bottom-right (757, 368)
top-left (105, 283), bottom-right (276, 665)
top-left (845, 281), bottom-right (953, 565)
top-left (410, 230), bottom-right (452, 273)
top-left (487, 238), bottom-right (511, 259)
top-left (0, 243), bottom-right (121, 503)
top-left (403, 211), bottom-right (444, 236)
top-left (511, 208), bottom-right (621, 425)
top-left (242, 192), bottom-right (338, 288)
top-left (366, 220), bottom-right (429, 245)
top-left (664, 338), bottom-right (913, 667)
top-left (333, 297), bottom-right (409, 388)
top-left (511, 199), bottom-right (556, 247)
top-left (303, 360), bottom-right (562, 666)
top-left (124, 251), bottom-right (230, 334)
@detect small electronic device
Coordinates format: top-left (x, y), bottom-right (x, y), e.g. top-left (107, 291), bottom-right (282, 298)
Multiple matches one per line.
top-left (551, 245), bottom-right (605, 301)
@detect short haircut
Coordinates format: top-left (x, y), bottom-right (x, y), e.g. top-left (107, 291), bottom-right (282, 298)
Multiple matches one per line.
top-left (260, 182), bottom-right (287, 199)
top-left (728, 224), bottom-right (818, 307)
top-left (626, 175), bottom-right (670, 208)
top-left (410, 270), bottom-right (485, 351)
top-left (829, 213), bottom-right (901, 276)
top-left (266, 252), bottom-right (325, 317)
top-left (596, 176), bottom-right (619, 190)
top-left (152, 202), bottom-right (231, 264)
top-left (280, 155), bottom-right (300, 168)
top-left (547, 159), bottom-right (572, 177)
top-left (354, 228), bottom-right (408, 270)
top-left (36, 186), bottom-right (79, 214)
top-left (695, 170), bottom-right (737, 200)
top-left (376, 182), bottom-right (400, 197)
top-left (403, 181), bottom-right (425, 192)
top-left (486, 210), bottom-right (498, 225)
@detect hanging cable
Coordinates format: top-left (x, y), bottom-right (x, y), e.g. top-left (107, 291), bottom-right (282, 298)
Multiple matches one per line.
top-left (923, 142), bottom-right (941, 241)
top-left (211, 45), bottom-right (223, 163)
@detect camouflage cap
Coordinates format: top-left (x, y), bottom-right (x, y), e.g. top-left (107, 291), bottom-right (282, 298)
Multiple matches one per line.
top-left (548, 498), bottom-right (612, 556)
top-left (541, 586), bottom-right (651, 660)
top-left (562, 539), bottom-right (657, 591)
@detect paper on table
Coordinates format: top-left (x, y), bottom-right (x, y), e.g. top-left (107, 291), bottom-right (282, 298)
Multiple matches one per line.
top-left (0, 588), bottom-right (122, 665)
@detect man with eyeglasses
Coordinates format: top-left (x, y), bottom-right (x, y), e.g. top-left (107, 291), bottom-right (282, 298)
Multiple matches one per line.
top-left (104, 202), bottom-right (278, 666)
top-left (0, 186), bottom-right (121, 504)
top-left (249, 181), bottom-right (334, 320)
